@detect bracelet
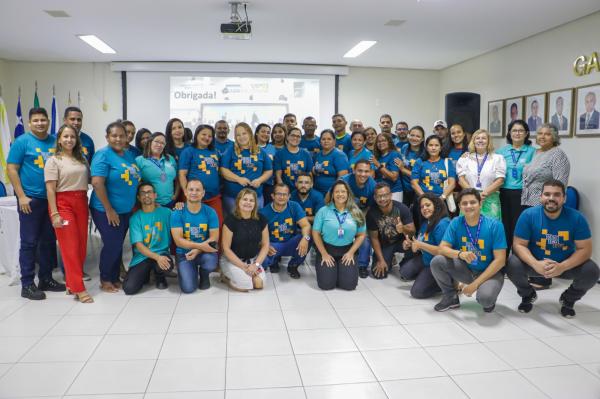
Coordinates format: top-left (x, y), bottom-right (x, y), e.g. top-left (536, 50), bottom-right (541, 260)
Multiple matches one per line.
top-left (457, 251), bottom-right (463, 260)
top-left (51, 212), bottom-right (60, 217)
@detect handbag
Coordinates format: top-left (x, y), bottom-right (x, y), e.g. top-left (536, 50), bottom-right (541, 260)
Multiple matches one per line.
top-left (443, 158), bottom-right (457, 213)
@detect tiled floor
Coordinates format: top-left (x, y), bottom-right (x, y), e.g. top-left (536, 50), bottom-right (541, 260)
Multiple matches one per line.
top-left (1, 238), bottom-right (600, 398)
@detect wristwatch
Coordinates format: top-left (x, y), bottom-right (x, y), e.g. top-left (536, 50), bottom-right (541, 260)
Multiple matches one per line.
top-left (440, 194), bottom-right (446, 200)
top-left (303, 235), bottom-right (311, 241)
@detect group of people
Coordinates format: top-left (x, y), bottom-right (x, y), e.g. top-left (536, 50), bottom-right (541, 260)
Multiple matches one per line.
top-left (5, 107), bottom-right (598, 318)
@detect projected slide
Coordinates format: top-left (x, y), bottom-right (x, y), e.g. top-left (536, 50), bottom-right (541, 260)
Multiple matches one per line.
top-left (170, 76), bottom-right (320, 132)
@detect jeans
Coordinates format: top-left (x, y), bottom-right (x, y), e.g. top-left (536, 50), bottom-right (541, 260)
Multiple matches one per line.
top-left (315, 243), bottom-right (358, 291)
top-left (399, 255), bottom-right (441, 299)
top-left (265, 234), bottom-right (308, 270)
top-left (90, 208), bottom-right (131, 283)
top-left (177, 252), bottom-right (218, 293)
top-left (357, 236), bottom-right (372, 269)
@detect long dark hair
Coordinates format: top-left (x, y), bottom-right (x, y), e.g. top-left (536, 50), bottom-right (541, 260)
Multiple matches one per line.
top-left (404, 125), bottom-right (425, 158)
top-left (442, 124), bottom-right (468, 158)
top-left (419, 192), bottom-right (448, 234)
top-left (165, 117), bottom-right (186, 156)
top-left (192, 124), bottom-right (216, 150)
top-left (134, 128), bottom-right (152, 151)
top-left (374, 133), bottom-right (395, 159)
top-left (421, 135), bottom-right (443, 161)
top-left (54, 124), bottom-right (87, 165)
top-left (254, 123), bottom-right (271, 145)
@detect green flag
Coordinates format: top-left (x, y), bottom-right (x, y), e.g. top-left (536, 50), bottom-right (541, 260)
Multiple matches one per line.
top-left (34, 91), bottom-right (40, 108)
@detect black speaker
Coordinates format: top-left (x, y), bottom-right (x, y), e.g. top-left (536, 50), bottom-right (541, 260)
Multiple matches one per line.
top-left (445, 92), bottom-right (480, 133)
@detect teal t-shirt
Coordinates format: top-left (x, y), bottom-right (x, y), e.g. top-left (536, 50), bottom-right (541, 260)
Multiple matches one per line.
top-left (313, 203), bottom-right (366, 246)
top-left (496, 144), bottom-right (535, 189)
top-left (418, 217), bottom-right (451, 266)
top-left (135, 155), bottom-right (178, 206)
top-left (7, 132), bottom-right (56, 198)
top-left (170, 204), bottom-right (220, 254)
top-left (129, 207), bottom-right (172, 267)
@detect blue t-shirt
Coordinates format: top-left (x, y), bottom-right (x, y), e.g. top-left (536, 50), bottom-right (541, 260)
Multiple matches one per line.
top-left (335, 133), bottom-right (352, 154)
top-left (135, 155), bottom-right (178, 206)
top-left (313, 203), bottom-right (366, 246)
top-left (290, 189), bottom-right (325, 218)
top-left (89, 146), bottom-right (141, 214)
top-left (300, 135), bottom-right (321, 160)
top-left (418, 217), bottom-right (451, 267)
top-left (375, 151), bottom-right (403, 193)
top-left (259, 144), bottom-right (279, 186)
top-left (215, 140), bottom-right (234, 158)
top-left (400, 147), bottom-right (421, 193)
top-left (173, 144), bottom-right (190, 162)
top-left (442, 215), bottom-right (507, 271)
top-left (411, 158), bottom-right (456, 196)
top-left (496, 144), bottom-right (535, 190)
top-left (274, 147), bottom-right (314, 189)
top-left (514, 206), bottom-right (591, 263)
top-left (395, 140), bottom-right (409, 152)
top-left (447, 147), bottom-right (466, 170)
top-left (7, 132), bottom-right (56, 198)
top-left (260, 201), bottom-right (307, 243)
top-left (126, 145), bottom-right (142, 158)
top-left (170, 204), bottom-right (220, 254)
top-left (129, 207), bottom-right (172, 267)
top-left (221, 147), bottom-right (273, 198)
top-left (79, 131), bottom-right (95, 164)
top-left (348, 147), bottom-right (375, 171)
top-left (178, 147), bottom-right (220, 200)
top-left (313, 149), bottom-right (350, 195)
top-left (342, 174), bottom-right (376, 210)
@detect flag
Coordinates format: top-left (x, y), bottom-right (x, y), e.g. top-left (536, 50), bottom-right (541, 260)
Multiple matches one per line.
top-left (0, 96), bottom-right (12, 187)
top-left (50, 94), bottom-right (58, 136)
top-left (34, 90), bottom-right (40, 108)
top-left (14, 96), bottom-right (25, 138)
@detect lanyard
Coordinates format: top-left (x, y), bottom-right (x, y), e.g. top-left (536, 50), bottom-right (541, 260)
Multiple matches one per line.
top-left (334, 208), bottom-right (348, 226)
top-left (463, 215), bottom-right (483, 253)
top-left (148, 157), bottom-right (167, 182)
top-left (475, 153), bottom-right (488, 188)
top-left (510, 148), bottom-right (523, 167)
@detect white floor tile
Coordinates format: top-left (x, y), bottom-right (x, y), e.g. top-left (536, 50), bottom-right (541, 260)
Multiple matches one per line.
top-left (228, 292), bottom-right (281, 312)
top-left (66, 395), bottom-right (144, 399)
top-left (160, 332), bottom-right (226, 358)
top-left (426, 343), bottom-right (511, 375)
top-left (456, 312), bottom-right (532, 342)
top-left (485, 338), bottom-right (573, 369)
top-left (347, 325), bottom-right (419, 351)
top-left (404, 322), bottom-right (477, 347)
top-left (228, 310), bottom-right (286, 332)
top-left (362, 348), bottom-right (446, 381)
top-left (226, 355), bottom-right (301, 389)
top-left (69, 360), bottom-right (155, 395)
top-left (541, 334), bottom-right (600, 363)
top-left (305, 382), bottom-right (387, 399)
top-left (283, 308), bottom-right (343, 330)
top-left (146, 392), bottom-right (223, 399)
top-left (289, 328), bottom-right (357, 354)
top-left (169, 312), bottom-right (227, 333)
top-left (520, 364), bottom-right (600, 399)
top-left (0, 336), bottom-right (39, 362)
top-left (0, 363), bottom-right (12, 378)
top-left (296, 352), bottom-right (375, 386)
top-left (226, 387), bottom-right (305, 399)
top-left (0, 361), bottom-right (83, 397)
top-left (109, 314), bottom-right (172, 334)
top-left (227, 330), bottom-right (292, 357)
top-left (0, 313), bottom-right (61, 336)
top-left (0, 298), bottom-right (26, 320)
top-left (68, 295), bottom-right (129, 315)
top-left (582, 362), bottom-right (600, 378)
top-left (381, 376), bottom-right (468, 399)
top-left (277, 293), bottom-right (331, 311)
top-left (388, 305), bottom-right (448, 324)
top-left (174, 292), bottom-right (228, 313)
top-left (21, 335), bottom-right (102, 362)
top-left (326, 290), bottom-right (382, 309)
top-left (453, 370), bottom-right (547, 399)
top-left (336, 307), bottom-right (398, 328)
top-left (14, 298), bottom-right (76, 316)
top-left (498, 307), bottom-right (586, 337)
top-left (48, 314), bottom-right (117, 336)
top-left (121, 297), bottom-right (178, 315)
top-left (564, 311), bottom-right (600, 334)
top-left (147, 358), bottom-right (226, 392)
top-left (92, 334), bottom-right (164, 360)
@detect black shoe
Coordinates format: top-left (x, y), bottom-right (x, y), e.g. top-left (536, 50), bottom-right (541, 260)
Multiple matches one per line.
top-left (82, 272), bottom-right (92, 282)
top-left (198, 270), bottom-right (211, 290)
top-left (21, 284), bottom-right (46, 300)
top-left (518, 290), bottom-right (537, 313)
top-left (288, 266), bottom-right (301, 279)
top-left (483, 304), bottom-right (496, 313)
top-left (164, 269), bottom-right (178, 278)
top-left (359, 268), bottom-right (369, 279)
top-left (156, 277), bottom-right (168, 290)
top-left (559, 292), bottom-right (576, 318)
top-left (434, 295), bottom-right (460, 312)
top-left (270, 265), bottom-right (280, 273)
top-left (38, 278), bottom-right (66, 292)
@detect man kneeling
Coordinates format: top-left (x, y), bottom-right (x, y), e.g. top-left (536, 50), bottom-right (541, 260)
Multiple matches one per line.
top-left (431, 188), bottom-right (507, 312)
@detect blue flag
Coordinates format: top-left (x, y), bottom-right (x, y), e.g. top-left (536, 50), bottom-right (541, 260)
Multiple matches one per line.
top-left (14, 96), bottom-right (24, 138)
top-left (50, 95), bottom-right (58, 136)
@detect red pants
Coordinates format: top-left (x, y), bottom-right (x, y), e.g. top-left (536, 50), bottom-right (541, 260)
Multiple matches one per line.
top-left (50, 191), bottom-right (89, 293)
top-left (203, 194), bottom-right (223, 226)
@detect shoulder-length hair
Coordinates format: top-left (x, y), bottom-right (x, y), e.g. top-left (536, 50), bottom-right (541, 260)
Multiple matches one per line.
top-left (406, 125), bottom-right (425, 156)
top-left (143, 132), bottom-right (168, 158)
top-left (506, 119), bottom-right (532, 146)
top-left (418, 192), bottom-right (448, 234)
top-left (271, 123), bottom-right (287, 145)
top-left (234, 122), bottom-right (259, 155)
top-left (468, 129), bottom-right (495, 153)
top-left (54, 124), bottom-right (87, 165)
top-left (192, 124), bottom-right (216, 150)
top-left (165, 117), bottom-right (186, 157)
top-left (134, 128), bottom-right (152, 152)
top-left (326, 180), bottom-right (365, 227)
top-left (374, 133), bottom-right (395, 159)
top-left (442, 123), bottom-right (469, 157)
top-left (254, 123), bottom-right (271, 144)
top-left (233, 188), bottom-right (260, 220)
top-left (421, 135), bottom-right (443, 161)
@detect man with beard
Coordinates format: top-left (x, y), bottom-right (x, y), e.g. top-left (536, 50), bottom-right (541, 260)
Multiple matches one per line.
top-left (433, 120), bottom-right (449, 143)
top-left (332, 113), bottom-right (352, 153)
top-left (300, 116), bottom-right (320, 159)
top-left (214, 120), bottom-right (234, 157)
top-left (506, 179), bottom-right (598, 318)
top-left (283, 113), bottom-right (297, 130)
top-left (63, 106), bottom-right (95, 164)
top-left (290, 173), bottom-right (324, 225)
top-left (394, 121), bottom-right (409, 150)
top-left (379, 114), bottom-right (393, 135)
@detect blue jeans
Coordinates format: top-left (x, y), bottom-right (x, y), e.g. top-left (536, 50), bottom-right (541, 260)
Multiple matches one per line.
top-left (18, 197), bottom-right (57, 286)
top-left (90, 208), bottom-right (131, 283)
top-left (223, 194), bottom-right (264, 217)
top-left (357, 236), bottom-right (372, 269)
top-left (177, 252), bottom-right (218, 293)
top-left (265, 234), bottom-right (308, 270)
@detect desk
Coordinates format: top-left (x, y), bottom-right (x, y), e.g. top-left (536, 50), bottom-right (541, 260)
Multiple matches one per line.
top-left (0, 196), bottom-right (20, 285)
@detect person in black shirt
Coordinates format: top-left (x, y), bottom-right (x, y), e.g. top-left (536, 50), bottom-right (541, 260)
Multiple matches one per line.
top-left (220, 188), bottom-right (270, 291)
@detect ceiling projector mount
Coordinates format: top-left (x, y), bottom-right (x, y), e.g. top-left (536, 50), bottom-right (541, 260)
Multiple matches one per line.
top-left (221, 1), bottom-right (251, 40)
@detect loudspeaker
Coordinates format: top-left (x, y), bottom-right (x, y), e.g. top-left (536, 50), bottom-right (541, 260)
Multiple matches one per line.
top-left (445, 92), bottom-right (480, 133)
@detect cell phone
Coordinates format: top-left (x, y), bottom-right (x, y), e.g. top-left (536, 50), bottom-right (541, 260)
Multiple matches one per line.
top-left (62, 220), bottom-right (69, 226)
top-left (208, 241), bottom-right (218, 249)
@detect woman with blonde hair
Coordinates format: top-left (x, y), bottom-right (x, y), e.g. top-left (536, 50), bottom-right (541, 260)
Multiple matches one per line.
top-left (312, 180), bottom-right (366, 290)
top-left (220, 188), bottom-right (270, 291)
top-left (220, 122), bottom-right (273, 215)
top-left (456, 129), bottom-right (506, 220)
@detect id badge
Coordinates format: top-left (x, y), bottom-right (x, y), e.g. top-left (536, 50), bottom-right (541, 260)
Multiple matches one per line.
top-left (475, 181), bottom-right (482, 189)
top-left (338, 227), bottom-right (344, 238)
top-left (511, 169), bottom-right (518, 179)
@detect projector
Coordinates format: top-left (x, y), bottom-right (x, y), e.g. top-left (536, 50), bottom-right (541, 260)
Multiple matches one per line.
top-left (220, 22), bottom-right (251, 40)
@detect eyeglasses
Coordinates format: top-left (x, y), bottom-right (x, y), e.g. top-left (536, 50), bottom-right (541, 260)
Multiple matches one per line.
top-left (375, 193), bottom-right (391, 199)
top-left (139, 191), bottom-right (154, 196)
top-left (288, 135), bottom-right (301, 139)
top-left (511, 129), bottom-right (526, 134)
top-left (152, 141), bottom-right (167, 146)
top-left (273, 192), bottom-right (289, 197)
top-left (397, 128), bottom-right (409, 131)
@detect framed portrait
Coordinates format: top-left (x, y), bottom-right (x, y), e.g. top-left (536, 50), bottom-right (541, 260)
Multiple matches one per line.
top-left (487, 100), bottom-right (504, 137)
top-left (524, 93), bottom-right (546, 134)
top-left (504, 97), bottom-right (523, 132)
top-left (547, 88), bottom-right (574, 137)
top-left (575, 83), bottom-right (600, 137)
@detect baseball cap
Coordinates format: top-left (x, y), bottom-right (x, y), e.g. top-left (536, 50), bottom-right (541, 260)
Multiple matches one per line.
top-left (433, 120), bottom-right (447, 129)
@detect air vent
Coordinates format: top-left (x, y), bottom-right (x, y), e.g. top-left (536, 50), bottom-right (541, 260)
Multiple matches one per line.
top-left (44, 10), bottom-right (70, 18)
top-left (384, 19), bottom-right (405, 27)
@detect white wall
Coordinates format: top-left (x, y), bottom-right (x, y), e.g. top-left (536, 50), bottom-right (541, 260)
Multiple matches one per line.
top-left (440, 11), bottom-right (600, 261)
top-left (339, 66), bottom-right (440, 131)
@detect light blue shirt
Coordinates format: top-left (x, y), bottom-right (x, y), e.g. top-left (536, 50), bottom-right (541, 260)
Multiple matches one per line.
top-left (497, 144), bottom-right (535, 189)
top-left (313, 203), bottom-right (366, 246)
top-left (135, 155), bottom-right (178, 206)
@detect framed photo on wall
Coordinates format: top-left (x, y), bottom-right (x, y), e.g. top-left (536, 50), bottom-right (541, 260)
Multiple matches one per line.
top-left (575, 83), bottom-right (600, 137)
top-left (505, 97), bottom-right (523, 132)
top-left (524, 93), bottom-right (546, 133)
top-left (547, 88), bottom-right (574, 137)
top-left (487, 100), bottom-right (504, 137)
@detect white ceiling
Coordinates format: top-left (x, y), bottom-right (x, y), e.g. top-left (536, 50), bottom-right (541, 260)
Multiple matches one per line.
top-left (1, 0), bottom-right (599, 70)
